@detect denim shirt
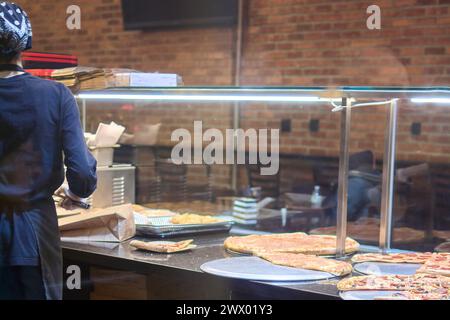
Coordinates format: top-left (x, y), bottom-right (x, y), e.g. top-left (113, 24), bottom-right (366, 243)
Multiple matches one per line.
top-left (0, 73), bottom-right (97, 266)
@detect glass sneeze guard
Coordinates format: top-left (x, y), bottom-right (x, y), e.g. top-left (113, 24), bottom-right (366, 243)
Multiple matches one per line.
top-left (76, 86), bottom-right (450, 257)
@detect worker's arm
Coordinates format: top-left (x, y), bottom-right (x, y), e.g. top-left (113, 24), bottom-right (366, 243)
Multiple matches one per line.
top-left (60, 86), bottom-right (97, 198)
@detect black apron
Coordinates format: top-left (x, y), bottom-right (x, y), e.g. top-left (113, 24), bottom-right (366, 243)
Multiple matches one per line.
top-left (0, 64), bottom-right (62, 300)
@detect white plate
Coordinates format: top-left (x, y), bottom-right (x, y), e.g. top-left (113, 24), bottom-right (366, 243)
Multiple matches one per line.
top-left (340, 290), bottom-right (404, 300)
top-left (201, 256), bottom-right (336, 282)
top-left (354, 262), bottom-right (421, 276)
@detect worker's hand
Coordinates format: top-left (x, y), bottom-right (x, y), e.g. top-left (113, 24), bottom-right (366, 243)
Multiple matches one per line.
top-left (55, 185), bottom-right (90, 210)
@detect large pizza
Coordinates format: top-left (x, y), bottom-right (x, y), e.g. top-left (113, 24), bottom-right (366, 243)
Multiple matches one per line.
top-left (337, 274), bottom-right (450, 300)
top-left (224, 233), bottom-right (359, 255)
top-left (351, 252), bottom-right (433, 264)
top-left (256, 252), bottom-right (353, 276)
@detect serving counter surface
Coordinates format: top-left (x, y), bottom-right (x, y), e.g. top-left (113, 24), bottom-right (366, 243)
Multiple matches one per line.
top-left (61, 231), bottom-right (342, 300)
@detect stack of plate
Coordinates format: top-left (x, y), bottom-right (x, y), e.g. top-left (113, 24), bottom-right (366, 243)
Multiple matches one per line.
top-left (232, 198), bottom-right (259, 225)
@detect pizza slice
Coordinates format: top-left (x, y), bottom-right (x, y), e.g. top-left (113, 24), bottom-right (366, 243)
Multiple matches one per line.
top-left (338, 275), bottom-right (411, 291)
top-left (256, 252), bottom-right (352, 276)
top-left (130, 239), bottom-right (196, 253)
top-left (338, 274), bottom-right (450, 292)
top-left (416, 253), bottom-right (450, 277)
top-left (351, 252), bottom-right (433, 264)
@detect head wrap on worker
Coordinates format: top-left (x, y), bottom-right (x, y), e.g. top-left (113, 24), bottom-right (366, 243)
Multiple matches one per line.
top-left (0, 2), bottom-right (32, 56)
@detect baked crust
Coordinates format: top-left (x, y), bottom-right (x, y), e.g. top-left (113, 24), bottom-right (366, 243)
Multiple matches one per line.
top-left (256, 251), bottom-right (352, 276)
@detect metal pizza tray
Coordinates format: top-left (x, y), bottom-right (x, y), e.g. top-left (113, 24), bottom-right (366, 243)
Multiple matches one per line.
top-left (136, 215), bottom-right (234, 238)
top-left (340, 290), bottom-right (404, 300)
top-left (353, 262), bottom-right (421, 276)
top-left (225, 248), bottom-right (250, 256)
top-left (200, 256), bottom-right (337, 282)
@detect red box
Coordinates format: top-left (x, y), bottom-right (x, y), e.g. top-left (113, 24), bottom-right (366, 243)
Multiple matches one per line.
top-left (26, 69), bottom-right (55, 79)
top-left (22, 52), bottom-right (78, 69)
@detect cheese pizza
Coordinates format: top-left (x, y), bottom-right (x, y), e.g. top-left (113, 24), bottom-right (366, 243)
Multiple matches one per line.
top-left (393, 289), bottom-right (450, 300)
top-left (256, 252), bottom-right (353, 276)
top-left (224, 233), bottom-right (359, 255)
top-left (338, 273), bottom-right (450, 292)
top-left (339, 273), bottom-right (450, 300)
top-left (416, 253), bottom-right (450, 277)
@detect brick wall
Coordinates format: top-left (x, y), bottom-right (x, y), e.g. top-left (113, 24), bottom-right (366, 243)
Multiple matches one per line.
top-left (16, 0), bottom-right (450, 189)
top-left (242, 0), bottom-right (450, 86)
top-left (19, 0), bottom-right (450, 86)
top-left (20, 0), bottom-right (234, 85)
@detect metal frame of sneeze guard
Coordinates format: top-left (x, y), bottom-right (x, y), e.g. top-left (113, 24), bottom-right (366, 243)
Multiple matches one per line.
top-left (336, 98), bottom-right (351, 257)
top-left (75, 86), bottom-right (450, 257)
top-left (379, 99), bottom-right (399, 252)
top-left (334, 97), bottom-right (399, 256)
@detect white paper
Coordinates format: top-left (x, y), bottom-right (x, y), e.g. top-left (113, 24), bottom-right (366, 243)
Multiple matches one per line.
top-left (93, 121), bottom-right (126, 147)
top-left (129, 73), bottom-right (179, 87)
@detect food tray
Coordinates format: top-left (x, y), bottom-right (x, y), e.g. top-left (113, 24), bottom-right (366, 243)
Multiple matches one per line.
top-left (200, 256), bottom-right (337, 282)
top-left (353, 262), bottom-right (421, 276)
top-left (340, 290), bottom-right (404, 300)
top-left (135, 215), bottom-right (234, 238)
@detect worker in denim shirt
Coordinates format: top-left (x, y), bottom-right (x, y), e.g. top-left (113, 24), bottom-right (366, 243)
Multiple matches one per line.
top-left (0, 2), bottom-right (97, 300)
